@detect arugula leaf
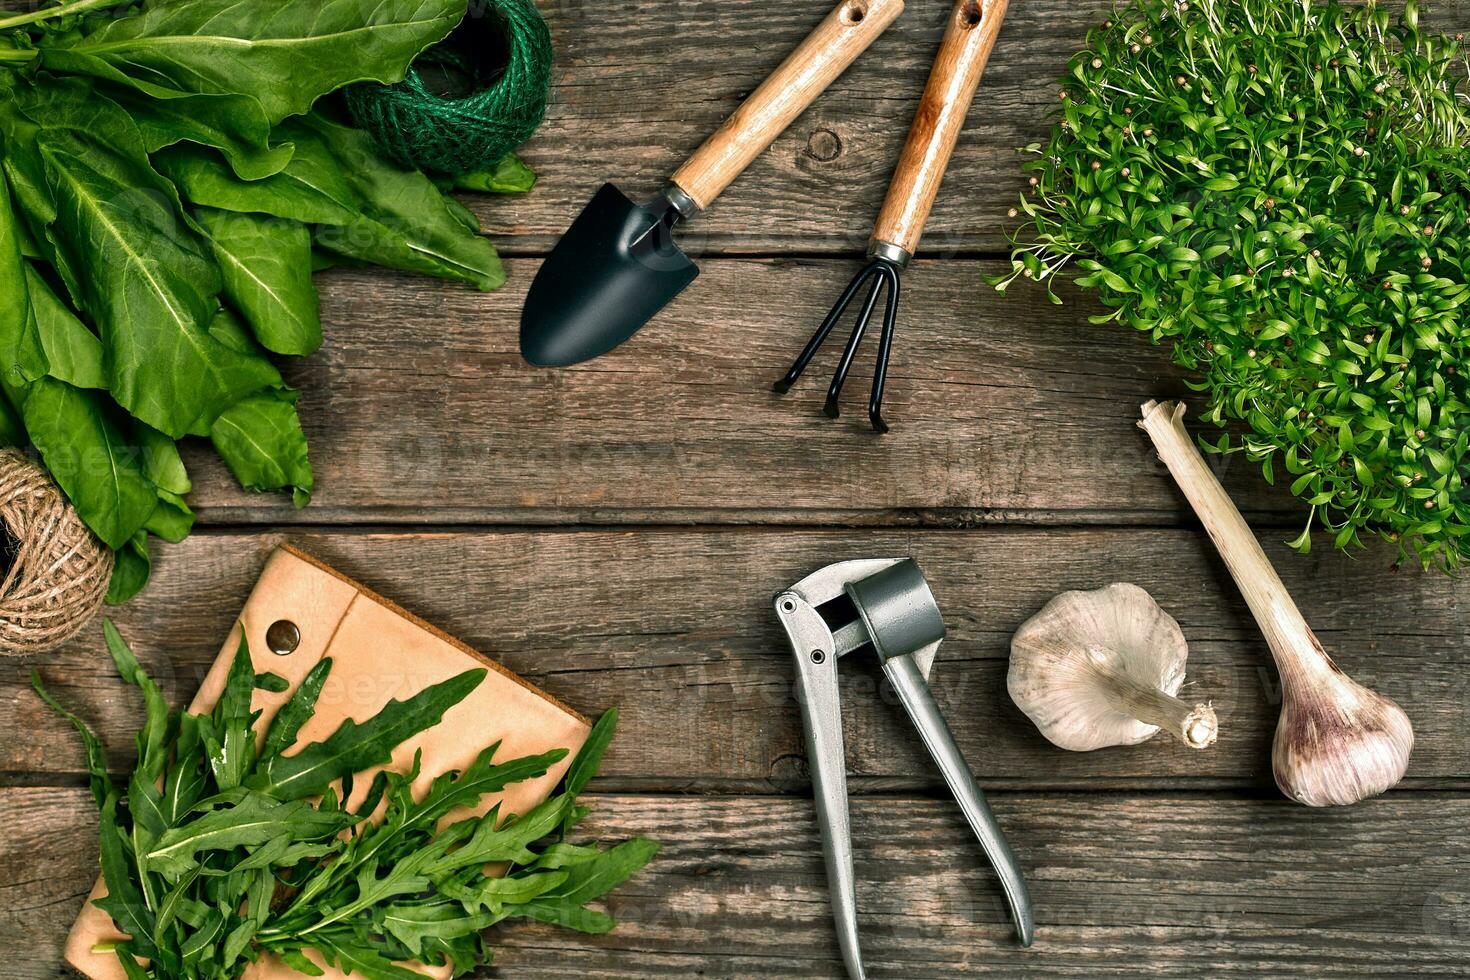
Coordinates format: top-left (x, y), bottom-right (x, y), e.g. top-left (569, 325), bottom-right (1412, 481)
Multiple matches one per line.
top-left (44, 620), bottom-right (655, 976)
top-left (104, 621), bottom-right (172, 781)
top-left (196, 207), bottom-right (321, 356)
top-left (96, 794), bottom-right (159, 958)
top-left (511, 838), bottom-right (661, 934)
top-left (145, 790), bottom-right (352, 879)
top-left (248, 668), bottom-right (487, 800)
top-left (29, 670), bottom-right (111, 809)
top-left (377, 902), bottom-right (498, 956)
top-left (206, 630), bottom-right (260, 792)
top-left (209, 388), bottom-right (314, 508)
top-left (260, 657), bottom-right (333, 761)
top-left (161, 713), bottom-right (207, 829)
top-left (315, 936), bottom-right (427, 980)
top-left (44, 0), bottom-right (468, 125)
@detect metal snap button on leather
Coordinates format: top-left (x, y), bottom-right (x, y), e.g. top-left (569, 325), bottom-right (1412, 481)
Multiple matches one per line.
top-left (266, 619), bottom-right (300, 656)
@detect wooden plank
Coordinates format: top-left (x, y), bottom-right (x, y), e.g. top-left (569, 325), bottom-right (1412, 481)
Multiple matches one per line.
top-left (180, 259), bottom-right (1301, 525)
top-left (13, 529), bottom-right (1467, 786)
top-left (5, 788), bottom-right (1468, 978)
top-left (472, 0), bottom-right (1470, 254)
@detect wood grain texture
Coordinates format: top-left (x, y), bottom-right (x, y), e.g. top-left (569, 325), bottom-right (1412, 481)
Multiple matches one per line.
top-left (6, 788), bottom-right (1469, 979)
top-left (12, 529), bottom-right (1467, 787)
top-left (173, 258), bottom-right (1305, 527)
top-left (474, 0), bottom-right (1470, 254)
top-left (672, 0), bottom-right (906, 210)
top-left (872, 0), bottom-right (1006, 255)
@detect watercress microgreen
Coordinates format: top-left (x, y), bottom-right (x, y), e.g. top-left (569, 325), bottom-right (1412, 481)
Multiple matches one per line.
top-left (997, 0), bottom-right (1470, 569)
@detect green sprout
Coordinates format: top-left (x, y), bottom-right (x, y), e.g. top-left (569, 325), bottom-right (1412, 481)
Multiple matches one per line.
top-left (996, 0), bottom-right (1470, 569)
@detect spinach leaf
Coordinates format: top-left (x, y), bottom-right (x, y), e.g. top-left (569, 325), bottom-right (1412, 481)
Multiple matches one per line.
top-left (28, 263), bottom-right (104, 390)
top-left (20, 377), bottom-right (157, 549)
top-left (137, 422), bottom-right (191, 496)
top-left (452, 154), bottom-right (537, 194)
top-left (43, 0), bottom-right (467, 125)
top-left (0, 397), bottom-right (24, 447)
top-left (209, 388), bottom-right (314, 507)
top-left (196, 207), bottom-right (322, 356)
top-left (108, 87), bottom-right (295, 181)
top-left (247, 668), bottom-right (487, 800)
top-left (0, 175), bottom-right (46, 388)
top-left (157, 140), bottom-right (361, 227)
top-left (143, 489), bottom-right (194, 543)
top-left (38, 123), bottom-right (278, 437)
top-left (105, 531), bottom-right (152, 605)
top-left (302, 115), bottom-right (503, 290)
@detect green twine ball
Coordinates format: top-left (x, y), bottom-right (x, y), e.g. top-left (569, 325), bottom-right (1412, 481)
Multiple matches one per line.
top-left (345, 0), bottom-right (552, 177)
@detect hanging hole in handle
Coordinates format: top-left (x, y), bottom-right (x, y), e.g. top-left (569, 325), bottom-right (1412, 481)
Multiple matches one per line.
top-left (960, 0), bottom-right (984, 28)
top-left (842, 1), bottom-right (868, 25)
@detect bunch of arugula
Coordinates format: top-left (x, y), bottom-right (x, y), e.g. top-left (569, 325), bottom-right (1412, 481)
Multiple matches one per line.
top-left (34, 623), bottom-right (656, 979)
top-left (995, 0), bottom-right (1470, 568)
top-left (0, 0), bottom-right (537, 602)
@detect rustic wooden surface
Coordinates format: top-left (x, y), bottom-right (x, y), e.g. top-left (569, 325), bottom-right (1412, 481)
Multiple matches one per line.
top-left (7, 0), bottom-right (1470, 977)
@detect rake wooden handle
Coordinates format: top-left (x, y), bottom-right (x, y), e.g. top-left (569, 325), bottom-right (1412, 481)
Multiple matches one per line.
top-left (871, 0), bottom-right (1008, 258)
top-left (671, 0), bottom-right (904, 211)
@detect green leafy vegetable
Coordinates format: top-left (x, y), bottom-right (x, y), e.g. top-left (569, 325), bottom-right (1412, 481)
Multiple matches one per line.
top-left (1, 0), bottom-right (529, 600)
top-left (450, 153), bottom-right (538, 195)
top-left (38, 623), bottom-right (654, 979)
top-left (41, 0), bottom-right (465, 125)
top-left (997, 0), bottom-right (1470, 569)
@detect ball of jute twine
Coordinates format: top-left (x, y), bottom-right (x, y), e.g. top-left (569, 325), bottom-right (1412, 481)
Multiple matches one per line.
top-left (0, 449), bottom-right (112, 656)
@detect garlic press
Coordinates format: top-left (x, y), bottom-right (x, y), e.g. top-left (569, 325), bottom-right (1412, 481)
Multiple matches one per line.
top-left (774, 558), bottom-right (1034, 978)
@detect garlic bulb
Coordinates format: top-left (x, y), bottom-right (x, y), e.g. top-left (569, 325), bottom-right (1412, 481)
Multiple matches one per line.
top-left (1140, 400), bottom-right (1414, 806)
top-left (1009, 583), bottom-right (1218, 751)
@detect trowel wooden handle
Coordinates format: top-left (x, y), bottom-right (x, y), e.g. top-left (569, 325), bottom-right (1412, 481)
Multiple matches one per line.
top-left (871, 0), bottom-right (1008, 257)
top-left (670, 0), bottom-right (904, 211)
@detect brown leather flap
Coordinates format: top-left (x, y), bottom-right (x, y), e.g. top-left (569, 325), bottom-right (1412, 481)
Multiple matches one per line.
top-left (66, 545), bottom-right (591, 980)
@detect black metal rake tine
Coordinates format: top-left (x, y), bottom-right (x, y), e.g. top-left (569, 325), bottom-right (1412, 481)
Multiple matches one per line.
top-left (774, 263), bottom-right (880, 394)
top-left (774, 257), bottom-right (903, 433)
top-left (823, 274), bottom-right (886, 420)
top-left (867, 263), bottom-right (901, 434)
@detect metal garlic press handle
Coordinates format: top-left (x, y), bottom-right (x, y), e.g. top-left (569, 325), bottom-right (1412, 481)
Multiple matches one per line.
top-left (883, 655), bottom-right (1035, 947)
top-left (781, 592), bottom-right (867, 979)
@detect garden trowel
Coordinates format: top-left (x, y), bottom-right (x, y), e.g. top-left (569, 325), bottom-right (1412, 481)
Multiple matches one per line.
top-left (520, 0), bottom-right (905, 367)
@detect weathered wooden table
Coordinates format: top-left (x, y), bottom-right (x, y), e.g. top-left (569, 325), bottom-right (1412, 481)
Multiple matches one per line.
top-left (7, 1), bottom-right (1470, 976)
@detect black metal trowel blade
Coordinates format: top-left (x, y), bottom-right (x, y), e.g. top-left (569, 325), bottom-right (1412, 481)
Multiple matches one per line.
top-left (519, 183), bottom-right (700, 367)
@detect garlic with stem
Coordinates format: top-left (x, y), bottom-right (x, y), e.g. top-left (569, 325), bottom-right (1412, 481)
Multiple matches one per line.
top-left (1010, 583), bottom-right (1219, 752)
top-left (1139, 400), bottom-right (1414, 806)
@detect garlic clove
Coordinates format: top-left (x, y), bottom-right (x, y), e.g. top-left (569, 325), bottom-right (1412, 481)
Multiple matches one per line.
top-left (1010, 583), bottom-right (1218, 752)
top-left (1272, 642), bottom-right (1414, 807)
